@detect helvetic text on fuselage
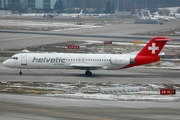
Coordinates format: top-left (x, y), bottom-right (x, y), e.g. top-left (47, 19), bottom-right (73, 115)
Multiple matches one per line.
top-left (32, 57), bottom-right (65, 65)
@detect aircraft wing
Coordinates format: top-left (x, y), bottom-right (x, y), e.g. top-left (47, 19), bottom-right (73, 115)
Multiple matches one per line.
top-left (70, 63), bottom-right (108, 70)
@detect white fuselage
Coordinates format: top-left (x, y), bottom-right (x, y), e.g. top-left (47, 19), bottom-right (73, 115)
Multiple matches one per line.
top-left (3, 53), bottom-right (136, 70)
top-left (152, 14), bottom-right (177, 21)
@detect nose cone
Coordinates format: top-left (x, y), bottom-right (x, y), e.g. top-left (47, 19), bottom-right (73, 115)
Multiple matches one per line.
top-left (3, 60), bottom-right (8, 67)
top-left (2, 60), bottom-right (11, 68)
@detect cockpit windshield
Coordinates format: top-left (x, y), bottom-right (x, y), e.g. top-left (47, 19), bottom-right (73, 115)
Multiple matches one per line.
top-left (11, 57), bottom-right (18, 60)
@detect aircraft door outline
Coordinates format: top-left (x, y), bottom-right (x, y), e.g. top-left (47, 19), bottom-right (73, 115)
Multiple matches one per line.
top-left (21, 54), bottom-right (27, 65)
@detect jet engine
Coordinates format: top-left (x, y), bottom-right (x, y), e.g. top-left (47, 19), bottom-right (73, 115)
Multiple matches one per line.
top-left (110, 57), bottom-right (135, 65)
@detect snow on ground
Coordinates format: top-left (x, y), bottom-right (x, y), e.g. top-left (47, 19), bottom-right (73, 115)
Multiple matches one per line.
top-left (1, 82), bottom-right (179, 102)
top-left (44, 83), bottom-right (180, 102)
top-left (0, 19), bottom-right (101, 31)
top-left (145, 66), bottom-right (180, 70)
top-left (20, 13), bottom-right (44, 17)
top-left (46, 92), bottom-right (180, 102)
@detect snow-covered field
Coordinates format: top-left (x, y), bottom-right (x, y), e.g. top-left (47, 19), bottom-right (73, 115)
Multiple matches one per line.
top-left (0, 19), bottom-right (101, 31)
top-left (47, 92), bottom-right (180, 101)
top-left (45, 83), bottom-right (180, 102)
top-left (0, 82), bottom-right (179, 102)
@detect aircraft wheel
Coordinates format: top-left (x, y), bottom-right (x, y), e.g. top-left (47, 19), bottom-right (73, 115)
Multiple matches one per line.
top-left (19, 71), bottom-right (23, 75)
top-left (85, 70), bottom-right (92, 77)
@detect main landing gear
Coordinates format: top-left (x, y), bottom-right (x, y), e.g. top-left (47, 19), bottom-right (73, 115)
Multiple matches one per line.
top-left (85, 70), bottom-right (92, 77)
top-left (19, 70), bottom-right (23, 75)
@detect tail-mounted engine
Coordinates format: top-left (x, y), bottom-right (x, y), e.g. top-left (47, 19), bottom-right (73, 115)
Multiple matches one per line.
top-left (110, 57), bottom-right (135, 65)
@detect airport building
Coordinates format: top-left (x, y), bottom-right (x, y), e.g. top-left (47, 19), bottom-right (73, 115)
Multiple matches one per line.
top-left (0, 0), bottom-right (9, 9)
top-left (0, 0), bottom-right (67, 10)
top-left (28, 0), bottom-right (59, 10)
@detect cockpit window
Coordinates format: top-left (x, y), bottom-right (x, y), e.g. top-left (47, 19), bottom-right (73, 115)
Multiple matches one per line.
top-left (12, 57), bottom-right (18, 60)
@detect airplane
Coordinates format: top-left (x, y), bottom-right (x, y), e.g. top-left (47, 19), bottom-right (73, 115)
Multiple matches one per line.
top-left (2, 36), bottom-right (172, 77)
top-left (134, 10), bottom-right (158, 23)
top-left (146, 10), bottom-right (159, 20)
top-left (169, 12), bottom-right (180, 19)
top-left (70, 9), bottom-right (83, 19)
top-left (151, 12), bottom-right (177, 21)
top-left (135, 10), bottom-right (146, 20)
top-left (43, 14), bottom-right (55, 19)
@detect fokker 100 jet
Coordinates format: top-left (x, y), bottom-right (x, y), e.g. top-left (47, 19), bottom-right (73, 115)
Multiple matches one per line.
top-left (3, 36), bottom-right (172, 76)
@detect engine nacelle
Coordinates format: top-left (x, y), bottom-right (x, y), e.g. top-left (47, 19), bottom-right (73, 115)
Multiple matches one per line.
top-left (110, 57), bottom-right (135, 65)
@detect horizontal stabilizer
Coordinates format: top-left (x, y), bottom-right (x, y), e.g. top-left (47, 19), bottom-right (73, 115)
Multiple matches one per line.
top-left (155, 38), bottom-right (173, 41)
top-left (159, 52), bottom-right (165, 56)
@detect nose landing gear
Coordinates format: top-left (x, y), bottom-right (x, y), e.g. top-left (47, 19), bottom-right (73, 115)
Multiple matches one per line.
top-left (85, 70), bottom-right (92, 77)
top-left (19, 70), bottom-right (23, 75)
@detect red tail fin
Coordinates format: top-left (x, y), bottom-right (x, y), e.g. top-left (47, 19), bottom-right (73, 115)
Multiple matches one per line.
top-left (137, 36), bottom-right (172, 56)
top-left (122, 36), bottom-right (172, 69)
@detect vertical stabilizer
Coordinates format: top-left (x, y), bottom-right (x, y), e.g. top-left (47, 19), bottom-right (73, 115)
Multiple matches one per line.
top-left (137, 36), bottom-right (172, 57)
top-left (122, 36), bottom-right (172, 69)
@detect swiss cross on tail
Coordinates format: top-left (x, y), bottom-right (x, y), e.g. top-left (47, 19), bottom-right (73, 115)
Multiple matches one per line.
top-left (148, 43), bottom-right (159, 54)
top-left (122, 36), bottom-right (172, 69)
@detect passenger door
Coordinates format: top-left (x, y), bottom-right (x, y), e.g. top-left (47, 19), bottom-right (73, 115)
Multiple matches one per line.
top-left (21, 54), bottom-right (27, 65)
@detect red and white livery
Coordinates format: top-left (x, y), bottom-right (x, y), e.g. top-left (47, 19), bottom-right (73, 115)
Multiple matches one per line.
top-left (3, 36), bottom-right (172, 76)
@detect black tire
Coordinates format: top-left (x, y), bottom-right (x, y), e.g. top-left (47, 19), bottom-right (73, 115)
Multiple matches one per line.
top-left (85, 70), bottom-right (92, 77)
top-left (19, 71), bottom-right (23, 75)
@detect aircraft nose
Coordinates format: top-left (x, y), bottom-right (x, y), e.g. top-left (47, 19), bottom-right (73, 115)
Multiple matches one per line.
top-left (2, 60), bottom-right (9, 67)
